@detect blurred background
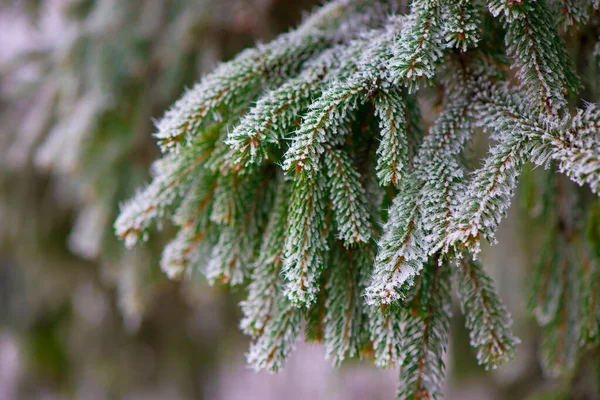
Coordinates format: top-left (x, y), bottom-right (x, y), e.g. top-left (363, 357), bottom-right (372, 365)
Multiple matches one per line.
top-left (0, 1), bottom-right (598, 399)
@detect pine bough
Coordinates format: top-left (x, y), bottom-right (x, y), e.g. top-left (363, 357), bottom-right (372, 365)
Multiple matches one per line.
top-left (115, 0), bottom-right (600, 397)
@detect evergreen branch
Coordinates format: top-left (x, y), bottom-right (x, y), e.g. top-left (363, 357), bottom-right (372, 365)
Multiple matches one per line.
top-left (283, 170), bottom-right (329, 306)
top-left (283, 80), bottom-right (364, 173)
top-left (324, 245), bottom-right (370, 365)
top-left (503, 2), bottom-right (578, 114)
top-left (154, 0), bottom-right (364, 152)
top-left (552, 106), bottom-right (600, 195)
top-left (559, 0), bottom-right (589, 28)
top-left (246, 302), bottom-right (304, 372)
top-left (454, 257), bottom-right (519, 369)
top-left (206, 171), bottom-right (277, 285)
top-left (114, 132), bottom-right (218, 247)
top-left (106, 0), bottom-right (600, 391)
top-left (388, 0), bottom-right (444, 91)
top-left (373, 88), bottom-right (409, 186)
top-left (417, 94), bottom-right (473, 255)
top-left (472, 80), bottom-right (600, 195)
top-left (366, 174), bottom-right (426, 305)
top-left (241, 179), bottom-right (290, 337)
top-left (487, 0), bottom-right (527, 22)
top-left (444, 79), bottom-right (555, 254)
top-left (369, 304), bottom-right (404, 368)
top-left (397, 262), bottom-right (451, 400)
top-left (441, 0), bottom-right (481, 52)
top-left (160, 173), bottom-right (218, 278)
top-left (367, 76), bottom-right (474, 305)
top-left (323, 146), bottom-right (372, 245)
top-left (446, 136), bottom-right (526, 254)
top-left (225, 49), bottom-right (341, 167)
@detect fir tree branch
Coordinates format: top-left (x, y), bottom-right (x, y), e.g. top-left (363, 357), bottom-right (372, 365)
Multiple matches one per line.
top-left (472, 80), bottom-right (600, 195)
top-left (503, 2), bottom-right (579, 114)
top-left (283, 80), bottom-right (364, 173)
top-left (160, 173), bottom-right (218, 278)
top-left (441, 0), bottom-right (481, 52)
top-left (389, 0), bottom-right (444, 91)
top-left (366, 174), bottom-right (426, 305)
top-left (446, 136), bottom-right (526, 254)
top-left (114, 131), bottom-right (219, 247)
top-left (552, 106), bottom-right (600, 195)
top-left (369, 304), bottom-right (404, 368)
top-left (283, 170), bottom-right (329, 306)
top-left (454, 257), bottom-right (519, 369)
top-left (246, 302), bottom-right (304, 372)
top-left (225, 49), bottom-right (343, 167)
top-left (417, 93), bottom-right (473, 255)
top-left (397, 261), bottom-right (451, 400)
top-left (154, 0), bottom-right (363, 153)
top-left (373, 87), bottom-right (409, 186)
top-left (323, 146), bottom-right (372, 245)
top-left (108, 1), bottom-right (600, 391)
top-left (206, 170), bottom-right (277, 285)
top-left (324, 244), bottom-right (370, 365)
top-left (558, 0), bottom-right (589, 28)
top-left (241, 179), bottom-right (290, 337)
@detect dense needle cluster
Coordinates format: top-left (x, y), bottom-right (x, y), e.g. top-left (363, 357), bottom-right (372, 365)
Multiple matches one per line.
top-left (115, 0), bottom-right (600, 397)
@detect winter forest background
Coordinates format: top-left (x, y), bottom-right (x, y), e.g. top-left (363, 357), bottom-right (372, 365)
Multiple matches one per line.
top-left (0, 0), bottom-right (599, 399)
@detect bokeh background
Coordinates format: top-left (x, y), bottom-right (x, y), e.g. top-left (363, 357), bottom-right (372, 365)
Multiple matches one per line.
top-left (0, 1), bottom-right (598, 399)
